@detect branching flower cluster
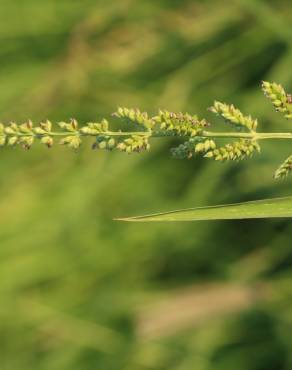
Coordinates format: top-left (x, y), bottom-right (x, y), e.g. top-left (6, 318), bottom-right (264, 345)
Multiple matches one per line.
top-left (0, 81), bottom-right (292, 179)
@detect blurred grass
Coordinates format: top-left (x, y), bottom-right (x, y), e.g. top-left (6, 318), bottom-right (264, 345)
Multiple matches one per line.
top-left (0, 0), bottom-right (292, 369)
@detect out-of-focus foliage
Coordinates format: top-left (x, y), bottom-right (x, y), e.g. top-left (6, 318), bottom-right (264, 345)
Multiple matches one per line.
top-left (0, 1), bottom-right (292, 369)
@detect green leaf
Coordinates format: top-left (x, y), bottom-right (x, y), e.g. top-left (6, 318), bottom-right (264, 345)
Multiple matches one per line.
top-left (116, 196), bottom-right (292, 222)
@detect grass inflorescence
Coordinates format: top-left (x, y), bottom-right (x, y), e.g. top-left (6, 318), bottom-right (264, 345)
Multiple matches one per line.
top-left (1, 81), bottom-right (292, 179)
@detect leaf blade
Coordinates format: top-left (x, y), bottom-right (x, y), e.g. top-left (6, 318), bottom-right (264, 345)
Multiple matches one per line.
top-left (116, 196), bottom-right (292, 222)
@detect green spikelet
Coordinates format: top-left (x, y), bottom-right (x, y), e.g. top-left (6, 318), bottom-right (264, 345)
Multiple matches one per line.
top-left (171, 138), bottom-right (216, 159)
top-left (40, 136), bottom-right (54, 148)
top-left (117, 135), bottom-right (150, 154)
top-left (19, 135), bottom-right (34, 150)
top-left (113, 108), bottom-right (154, 129)
top-left (153, 110), bottom-right (208, 137)
top-left (194, 139), bottom-right (216, 153)
top-left (171, 143), bottom-right (192, 159)
top-left (59, 135), bottom-right (82, 150)
top-left (171, 137), bottom-right (202, 159)
top-left (210, 102), bottom-right (258, 131)
top-left (262, 81), bottom-right (292, 119)
top-left (92, 136), bottom-right (116, 151)
top-left (80, 119), bottom-right (109, 135)
top-left (204, 139), bottom-right (260, 161)
top-left (274, 155), bottom-right (292, 179)
top-left (58, 118), bottom-right (82, 149)
top-left (58, 119), bottom-right (79, 132)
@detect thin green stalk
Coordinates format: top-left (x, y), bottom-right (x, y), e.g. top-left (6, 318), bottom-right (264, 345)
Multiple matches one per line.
top-left (202, 131), bottom-right (292, 140)
top-left (3, 130), bottom-right (292, 140)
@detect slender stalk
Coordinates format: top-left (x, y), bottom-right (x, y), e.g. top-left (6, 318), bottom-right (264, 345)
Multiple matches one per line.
top-left (201, 131), bottom-right (292, 140)
top-left (3, 130), bottom-right (292, 140)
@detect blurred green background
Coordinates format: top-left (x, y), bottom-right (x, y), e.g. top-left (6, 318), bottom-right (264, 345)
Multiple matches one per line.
top-left (0, 1), bottom-right (292, 369)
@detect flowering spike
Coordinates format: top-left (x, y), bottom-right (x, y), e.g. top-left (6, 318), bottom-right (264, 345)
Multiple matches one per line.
top-left (41, 136), bottom-right (54, 148)
top-left (274, 155), bottom-right (292, 179)
top-left (210, 101), bottom-right (258, 131)
top-left (59, 136), bottom-right (82, 150)
top-left (204, 139), bottom-right (260, 161)
top-left (117, 135), bottom-right (150, 153)
top-left (153, 110), bottom-right (208, 137)
top-left (262, 81), bottom-right (292, 119)
top-left (0, 81), bottom-right (291, 181)
top-left (113, 107), bottom-right (154, 129)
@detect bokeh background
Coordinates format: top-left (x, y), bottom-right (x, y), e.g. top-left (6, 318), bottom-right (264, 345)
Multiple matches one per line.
top-left (0, 1), bottom-right (292, 369)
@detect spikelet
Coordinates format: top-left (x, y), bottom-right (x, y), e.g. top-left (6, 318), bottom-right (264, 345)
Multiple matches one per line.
top-left (171, 138), bottom-right (216, 159)
top-left (116, 135), bottom-right (150, 154)
top-left (40, 136), bottom-right (54, 148)
top-left (204, 139), bottom-right (260, 161)
top-left (113, 108), bottom-right (154, 129)
top-left (153, 110), bottom-right (208, 137)
top-left (274, 155), bottom-right (292, 179)
top-left (80, 119), bottom-right (109, 135)
top-left (262, 81), bottom-right (292, 119)
top-left (34, 120), bottom-right (52, 135)
top-left (194, 139), bottom-right (216, 153)
top-left (59, 135), bottom-right (82, 150)
top-left (19, 135), bottom-right (34, 150)
top-left (58, 119), bottom-right (82, 149)
top-left (171, 142), bottom-right (192, 159)
top-left (92, 136), bottom-right (116, 151)
top-left (58, 119), bottom-right (79, 132)
top-left (210, 102), bottom-right (258, 131)
top-left (171, 137), bottom-right (201, 159)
